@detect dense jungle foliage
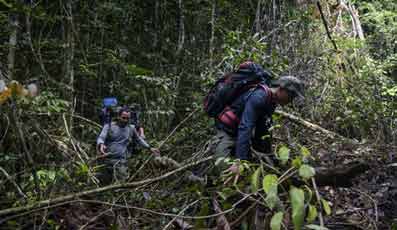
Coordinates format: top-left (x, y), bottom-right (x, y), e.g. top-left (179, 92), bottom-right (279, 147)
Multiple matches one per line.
top-left (0, 0), bottom-right (396, 229)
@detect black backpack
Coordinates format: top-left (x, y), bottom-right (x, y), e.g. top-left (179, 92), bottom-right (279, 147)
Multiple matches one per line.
top-left (203, 62), bottom-right (272, 117)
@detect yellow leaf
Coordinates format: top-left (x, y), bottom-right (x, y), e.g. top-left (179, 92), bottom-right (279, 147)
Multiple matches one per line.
top-left (0, 88), bottom-right (11, 105)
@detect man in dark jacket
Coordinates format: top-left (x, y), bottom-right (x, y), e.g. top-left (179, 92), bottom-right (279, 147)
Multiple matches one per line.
top-left (212, 75), bottom-right (304, 177)
top-left (97, 107), bottom-right (159, 184)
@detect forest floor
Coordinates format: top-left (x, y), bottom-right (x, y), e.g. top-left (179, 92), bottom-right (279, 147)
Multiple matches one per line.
top-left (45, 143), bottom-right (397, 230)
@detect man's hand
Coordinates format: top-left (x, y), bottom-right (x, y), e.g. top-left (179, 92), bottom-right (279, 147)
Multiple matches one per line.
top-left (223, 161), bottom-right (241, 185)
top-left (150, 147), bottom-right (160, 157)
top-left (98, 144), bottom-right (107, 156)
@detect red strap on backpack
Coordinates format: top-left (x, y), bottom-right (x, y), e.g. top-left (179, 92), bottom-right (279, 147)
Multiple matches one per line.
top-left (217, 106), bottom-right (240, 130)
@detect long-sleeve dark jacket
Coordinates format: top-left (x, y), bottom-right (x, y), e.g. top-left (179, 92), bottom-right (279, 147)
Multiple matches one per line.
top-left (216, 86), bottom-right (276, 160)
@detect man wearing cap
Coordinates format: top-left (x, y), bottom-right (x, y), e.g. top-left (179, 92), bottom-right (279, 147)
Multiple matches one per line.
top-left (213, 71), bottom-right (304, 177)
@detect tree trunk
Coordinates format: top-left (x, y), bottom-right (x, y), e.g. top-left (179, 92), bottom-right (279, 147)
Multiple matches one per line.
top-left (8, 14), bottom-right (18, 80)
top-left (168, 0), bottom-right (185, 131)
top-left (254, 0), bottom-right (262, 33)
top-left (65, 0), bottom-right (75, 133)
top-left (176, 0), bottom-right (185, 56)
top-left (209, 0), bottom-right (216, 67)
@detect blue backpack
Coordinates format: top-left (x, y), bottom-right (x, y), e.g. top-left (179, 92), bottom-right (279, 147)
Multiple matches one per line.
top-left (99, 97), bottom-right (118, 125)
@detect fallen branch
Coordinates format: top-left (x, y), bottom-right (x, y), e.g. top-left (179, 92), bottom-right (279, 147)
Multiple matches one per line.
top-left (315, 161), bottom-right (369, 187)
top-left (275, 110), bottom-right (359, 144)
top-left (213, 198), bottom-right (231, 230)
top-left (162, 199), bottom-right (200, 230)
top-left (0, 167), bottom-right (27, 199)
top-left (0, 156), bottom-right (214, 217)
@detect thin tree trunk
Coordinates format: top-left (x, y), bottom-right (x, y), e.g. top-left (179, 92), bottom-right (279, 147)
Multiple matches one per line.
top-left (347, 2), bottom-right (364, 40)
top-left (8, 14), bottom-right (18, 80)
top-left (176, 0), bottom-right (185, 56)
top-left (153, 0), bottom-right (159, 51)
top-left (168, 0), bottom-right (185, 131)
top-left (272, 0), bottom-right (277, 25)
top-left (209, 0), bottom-right (216, 67)
top-left (254, 0), bottom-right (262, 33)
top-left (65, 0), bottom-right (75, 133)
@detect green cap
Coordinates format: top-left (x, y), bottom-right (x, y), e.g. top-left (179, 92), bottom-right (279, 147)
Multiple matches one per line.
top-left (273, 76), bottom-right (304, 99)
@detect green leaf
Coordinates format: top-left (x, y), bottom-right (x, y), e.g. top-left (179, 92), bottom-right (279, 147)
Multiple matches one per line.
top-left (0, 0), bottom-right (12, 8)
top-left (263, 174), bottom-right (279, 209)
top-left (304, 186), bottom-right (313, 202)
top-left (292, 157), bottom-right (302, 168)
top-left (298, 164), bottom-right (316, 180)
top-left (265, 192), bottom-right (279, 210)
top-left (321, 199), bottom-right (332, 215)
top-left (251, 167), bottom-right (261, 193)
top-left (270, 212), bottom-right (284, 230)
top-left (290, 187), bottom-right (305, 230)
top-left (300, 146), bottom-right (311, 158)
top-left (263, 174), bottom-right (278, 194)
top-left (305, 224), bottom-right (329, 230)
top-left (277, 146), bottom-right (290, 164)
top-left (306, 205), bottom-right (318, 223)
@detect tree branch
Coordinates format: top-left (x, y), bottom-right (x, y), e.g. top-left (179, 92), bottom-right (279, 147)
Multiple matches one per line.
top-left (275, 110), bottom-right (359, 144)
top-left (0, 156), bottom-right (214, 217)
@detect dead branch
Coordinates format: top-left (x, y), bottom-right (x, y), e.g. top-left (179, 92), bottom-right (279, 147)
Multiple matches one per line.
top-left (162, 199), bottom-right (200, 230)
top-left (315, 161), bottom-right (369, 186)
top-left (316, 1), bottom-right (338, 51)
top-left (0, 156), bottom-right (214, 217)
top-left (275, 110), bottom-right (359, 144)
top-left (0, 167), bottom-right (27, 199)
top-left (213, 198), bottom-right (231, 230)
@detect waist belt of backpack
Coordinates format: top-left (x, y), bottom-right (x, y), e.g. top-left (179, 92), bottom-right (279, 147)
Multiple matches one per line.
top-left (217, 84), bottom-right (271, 130)
top-left (217, 106), bottom-right (240, 130)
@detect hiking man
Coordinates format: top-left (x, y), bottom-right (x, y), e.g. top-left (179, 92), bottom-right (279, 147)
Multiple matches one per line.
top-left (96, 106), bottom-right (159, 184)
top-left (211, 66), bottom-right (304, 180)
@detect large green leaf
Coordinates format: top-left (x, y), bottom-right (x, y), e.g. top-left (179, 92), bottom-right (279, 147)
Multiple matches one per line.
top-left (263, 174), bottom-right (279, 209)
top-left (265, 193), bottom-right (280, 210)
top-left (290, 187), bottom-right (305, 230)
top-left (298, 164), bottom-right (315, 180)
top-left (306, 205), bottom-right (318, 223)
top-left (270, 212), bottom-right (284, 230)
top-left (277, 146), bottom-right (290, 164)
top-left (263, 174), bottom-right (278, 194)
top-left (251, 167), bottom-right (261, 193)
top-left (321, 199), bottom-right (332, 215)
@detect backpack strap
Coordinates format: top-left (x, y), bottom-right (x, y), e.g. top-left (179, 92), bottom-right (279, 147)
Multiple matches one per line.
top-left (217, 106), bottom-right (240, 130)
top-left (217, 84), bottom-right (267, 130)
top-left (128, 124), bottom-right (135, 138)
top-left (105, 122), bottom-right (115, 142)
top-left (257, 84), bottom-right (273, 105)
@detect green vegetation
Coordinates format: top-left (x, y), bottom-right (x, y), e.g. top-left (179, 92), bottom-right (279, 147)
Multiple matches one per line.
top-left (0, 0), bottom-right (395, 229)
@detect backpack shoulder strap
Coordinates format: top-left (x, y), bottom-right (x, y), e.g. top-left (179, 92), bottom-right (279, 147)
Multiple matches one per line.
top-left (105, 122), bottom-right (115, 141)
top-left (257, 84), bottom-right (273, 104)
top-left (128, 124), bottom-right (136, 138)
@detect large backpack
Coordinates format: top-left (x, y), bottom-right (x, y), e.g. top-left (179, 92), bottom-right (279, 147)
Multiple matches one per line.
top-left (99, 97), bottom-right (118, 126)
top-left (203, 62), bottom-right (272, 118)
